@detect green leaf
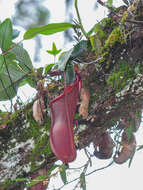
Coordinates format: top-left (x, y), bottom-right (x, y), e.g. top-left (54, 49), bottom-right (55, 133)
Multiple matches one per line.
top-left (27, 181), bottom-right (38, 188)
top-left (71, 40), bottom-right (89, 59)
top-left (15, 178), bottom-right (28, 182)
top-left (0, 18), bottom-right (13, 51)
top-left (0, 44), bottom-right (33, 101)
top-left (20, 76), bottom-right (36, 88)
top-left (46, 42), bottom-right (61, 56)
top-left (80, 173), bottom-right (86, 190)
top-left (27, 175), bottom-right (46, 188)
top-left (59, 164), bottom-right (67, 185)
top-left (45, 64), bottom-right (54, 74)
top-left (94, 24), bottom-right (106, 39)
top-left (9, 44), bottom-right (33, 72)
top-left (65, 63), bottom-right (75, 85)
top-left (107, 0), bottom-right (113, 7)
top-left (58, 48), bottom-right (73, 71)
top-left (0, 74), bottom-right (17, 100)
top-left (89, 35), bottom-right (102, 55)
top-left (24, 22), bottom-right (73, 40)
top-left (46, 164), bottom-right (60, 176)
top-left (0, 55), bottom-right (4, 74)
top-left (126, 120), bottom-right (135, 141)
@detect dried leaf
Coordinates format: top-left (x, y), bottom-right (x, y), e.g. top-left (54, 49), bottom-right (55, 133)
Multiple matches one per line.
top-left (79, 88), bottom-right (90, 119)
top-left (114, 132), bottom-right (136, 164)
top-left (32, 98), bottom-right (45, 125)
top-left (94, 132), bottom-right (115, 159)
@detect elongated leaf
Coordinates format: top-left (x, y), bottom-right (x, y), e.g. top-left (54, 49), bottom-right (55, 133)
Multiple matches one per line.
top-left (46, 164), bottom-right (60, 176)
top-left (126, 120), bottom-right (135, 141)
top-left (0, 18), bottom-right (13, 51)
top-left (27, 175), bottom-right (46, 187)
top-left (80, 173), bottom-right (86, 190)
top-left (45, 64), bottom-right (54, 74)
top-left (27, 180), bottom-right (40, 188)
top-left (15, 178), bottom-right (28, 182)
top-left (24, 22), bottom-right (73, 40)
top-left (60, 164), bottom-right (67, 185)
top-left (58, 48), bottom-right (73, 71)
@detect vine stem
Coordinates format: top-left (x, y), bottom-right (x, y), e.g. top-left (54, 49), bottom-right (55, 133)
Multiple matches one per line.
top-left (74, 0), bottom-right (88, 39)
top-left (55, 160), bottom-right (114, 190)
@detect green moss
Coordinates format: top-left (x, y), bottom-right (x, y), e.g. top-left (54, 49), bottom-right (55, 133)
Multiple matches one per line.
top-left (0, 102), bottom-right (52, 173)
top-left (100, 17), bottom-right (111, 27)
top-left (94, 23), bottom-right (107, 39)
top-left (120, 11), bottom-right (128, 24)
top-left (29, 134), bottom-right (51, 171)
top-left (105, 27), bottom-right (125, 49)
top-left (23, 109), bottom-right (52, 171)
top-left (106, 61), bottom-right (135, 92)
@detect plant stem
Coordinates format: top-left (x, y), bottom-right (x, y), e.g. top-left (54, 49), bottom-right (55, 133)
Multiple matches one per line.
top-left (74, 0), bottom-right (88, 39)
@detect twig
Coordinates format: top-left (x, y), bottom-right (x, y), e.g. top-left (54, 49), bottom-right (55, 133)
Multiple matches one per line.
top-left (55, 160), bottom-right (113, 190)
top-left (68, 164), bottom-right (86, 170)
top-left (85, 160), bottom-right (114, 176)
top-left (73, 57), bottom-right (103, 65)
top-left (73, 181), bottom-right (80, 190)
top-left (72, 161), bottom-right (89, 190)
